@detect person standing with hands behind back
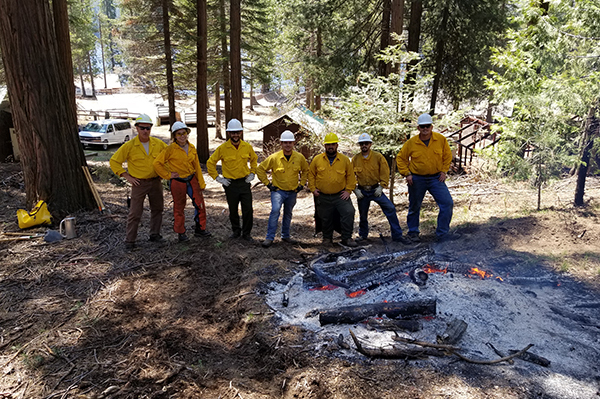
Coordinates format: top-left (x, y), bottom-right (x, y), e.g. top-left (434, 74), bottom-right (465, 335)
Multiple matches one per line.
top-left (207, 118), bottom-right (258, 241)
top-left (110, 114), bottom-right (167, 250)
top-left (396, 113), bottom-right (457, 243)
top-left (154, 121), bottom-right (211, 242)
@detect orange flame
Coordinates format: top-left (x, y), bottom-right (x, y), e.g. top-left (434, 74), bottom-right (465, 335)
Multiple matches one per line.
top-left (495, 276), bottom-right (504, 282)
top-left (423, 263), bottom-right (448, 274)
top-left (309, 284), bottom-right (338, 291)
top-left (468, 267), bottom-right (493, 279)
top-left (345, 289), bottom-right (367, 298)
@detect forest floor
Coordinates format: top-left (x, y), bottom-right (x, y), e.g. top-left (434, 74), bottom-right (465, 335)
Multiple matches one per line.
top-left (1, 102), bottom-right (600, 398)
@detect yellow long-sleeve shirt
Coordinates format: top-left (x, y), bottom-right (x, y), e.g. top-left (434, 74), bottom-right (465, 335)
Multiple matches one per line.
top-left (396, 131), bottom-right (452, 176)
top-left (308, 152), bottom-right (356, 194)
top-left (153, 142), bottom-right (206, 189)
top-left (206, 140), bottom-right (257, 180)
top-left (257, 150), bottom-right (309, 191)
top-left (352, 150), bottom-right (390, 188)
top-left (110, 136), bottom-right (167, 179)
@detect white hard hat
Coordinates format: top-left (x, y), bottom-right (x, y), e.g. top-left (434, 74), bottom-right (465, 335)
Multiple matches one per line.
top-left (417, 113), bottom-right (433, 126)
top-left (357, 133), bottom-right (372, 143)
top-left (280, 130), bottom-right (295, 142)
top-left (171, 121), bottom-right (190, 134)
top-left (135, 114), bottom-right (154, 126)
top-left (226, 118), bottom-right (243, 132)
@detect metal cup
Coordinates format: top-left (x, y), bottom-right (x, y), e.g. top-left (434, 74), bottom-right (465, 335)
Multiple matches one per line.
top-left (59, 217), bottom-right (77, 239)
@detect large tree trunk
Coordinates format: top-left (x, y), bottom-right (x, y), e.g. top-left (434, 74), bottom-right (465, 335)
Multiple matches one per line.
top-left (429, 3), bottom-right (450, 115)
top-left (163, 0), bottom-right (176, 127)
top-left (378, 0), bottom-right (392, 77)
top-left (389, 0), bottom-right (405, 74)
top-left (52, 0), bottom-right (76, 107)
top-left (220, 0), bottom-right (231, 124)
top-left (196, 0), bottom-right (209, 162)
top-left (230, 0), bottom-right (243, 130)
top-left (574, 103), bottom-right (599, 206)
top-left (86, 52), bottom-right (96, 98)
top-left (404, 0), bottom-right (422, 109)
top-left (0, 0), bottom-right (95, 214)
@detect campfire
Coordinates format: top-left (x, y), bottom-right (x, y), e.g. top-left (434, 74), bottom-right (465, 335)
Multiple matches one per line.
top-left (265, 246), bottom-right (600, 395)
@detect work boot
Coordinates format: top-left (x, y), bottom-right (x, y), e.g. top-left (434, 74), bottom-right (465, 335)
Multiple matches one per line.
top-left (125, 242), bottom-right (136, 250)
top-left (393, 235), bottom-right (413, 245)
top-left (241, 234), bottom-right (254, 242)
top-left (149, 234), bottom-right (164, 242)
top-left (322, 237), bottom-right (333, 246)
top-left (229, 231), bottom-right (241, 239)
top-left (281, 237), bottom-right (296, 244)
top-left (341, 238), bottom-right (358, 247)
top-left (178, 233), bottom-right (190, 242)
top-left (407, 232), bottom-right (421, 243)
top-left (436, 232), bottom-right (461, 243)
top-left (261, 239), bottom-right (273, 248)
top-left (355, 236), bottom-right (368, 243)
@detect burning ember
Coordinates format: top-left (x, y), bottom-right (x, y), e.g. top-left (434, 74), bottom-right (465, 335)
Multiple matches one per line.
top-left (423, 263), bottom-right (448, 274)
top-left (310, 284), bottom-right (338, 291)
top-left (346, 289), bottom-right (367, 298)
top-left (468, 267), bottom-right (493, 279)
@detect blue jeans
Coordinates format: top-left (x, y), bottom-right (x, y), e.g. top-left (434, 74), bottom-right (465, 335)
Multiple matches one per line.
top-left (266, 190), bottom-right (297, 240)
top-left (407, 175), bottom-right (453, 237)
top-left (357, 189), bottom-right (403, 240)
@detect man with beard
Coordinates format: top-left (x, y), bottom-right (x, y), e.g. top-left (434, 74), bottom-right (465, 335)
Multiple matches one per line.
top-left (352, 133), bottom-right (411, 244)
top-left (110, 114), bottom-right (167, 250)
top-left (207, 118), bottom-right (258, 241)
top-left (308, 133), bottom-right (357, 247)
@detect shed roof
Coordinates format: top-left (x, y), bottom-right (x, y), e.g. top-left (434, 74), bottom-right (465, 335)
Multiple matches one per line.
top-left (259, 106), bottom-right (326, 137)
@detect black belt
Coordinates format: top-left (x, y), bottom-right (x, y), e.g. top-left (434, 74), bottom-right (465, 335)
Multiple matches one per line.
top-left (320, 191), bottom-right (343, 196)
top-left (358, 183), bottom-right (379, 191)
top-left (231, 177), bottom-right (247, 182)
top-left (413, 173), bottom-right (441, 178)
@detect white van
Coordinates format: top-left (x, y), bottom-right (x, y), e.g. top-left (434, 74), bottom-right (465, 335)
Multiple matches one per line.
top-left (79, 119), bottom-right (134, 150)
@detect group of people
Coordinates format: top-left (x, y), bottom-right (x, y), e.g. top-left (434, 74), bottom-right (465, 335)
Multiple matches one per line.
top-left (109, 112), bottom-right (457, 250)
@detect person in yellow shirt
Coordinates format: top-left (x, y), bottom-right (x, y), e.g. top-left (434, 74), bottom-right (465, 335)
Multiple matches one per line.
top-left (206, 119), bottom-right (258, 240)
top-left (257, 130), bottom-right (309, 248)
top-left (308, 133), bottom-right (357, 247)
top-left (154, 121), bottom-right (211, 242)
top-left (352, 133), bottom-right (411, 245)
top-left (396, 113), bottom-right (456, 243)
top-left (110, 114), bottom-right (167, 250)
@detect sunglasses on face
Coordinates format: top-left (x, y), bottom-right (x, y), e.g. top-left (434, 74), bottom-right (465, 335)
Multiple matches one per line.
top-left (418, 124), bottom-right (432, 129)
top-left (138, 126), bottom-right (151, 131)
top-left (176, 132), bottom-right (188, 137)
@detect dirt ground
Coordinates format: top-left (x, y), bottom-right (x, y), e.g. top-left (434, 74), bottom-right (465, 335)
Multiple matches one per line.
top-left (1, 130), bottom-right (600, 398)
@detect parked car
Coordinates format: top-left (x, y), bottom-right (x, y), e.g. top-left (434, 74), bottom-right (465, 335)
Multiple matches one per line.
top-left (79, 119), bottom-right (134, 150)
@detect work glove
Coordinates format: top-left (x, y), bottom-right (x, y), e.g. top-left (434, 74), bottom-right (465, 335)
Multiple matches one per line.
top-left (374, 186), bottom-right (383, 197)
top-left (353, 188), bottom-right (364, 200)
top-left (216, 175), bottom-right (231, 187)
top-left (295, 185), bottom-right (304, 193)
top-left (267, 183), bottom-right (279, 192)
top-left (245, 173), bottom-right (255, 183)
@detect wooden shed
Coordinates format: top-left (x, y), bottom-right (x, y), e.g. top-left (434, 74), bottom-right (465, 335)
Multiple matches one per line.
top-left (258, 106), bottom-right (326, 158)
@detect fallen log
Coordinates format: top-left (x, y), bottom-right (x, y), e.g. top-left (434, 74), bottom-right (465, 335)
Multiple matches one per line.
top-left (319, 299), bottom-right (436, 326)
top-left (366, 317), bottom-right (421, 332)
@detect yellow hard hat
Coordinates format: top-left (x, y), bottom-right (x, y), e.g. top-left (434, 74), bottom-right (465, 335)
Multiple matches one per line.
top-left (323, 133), bottom-right (339, 144)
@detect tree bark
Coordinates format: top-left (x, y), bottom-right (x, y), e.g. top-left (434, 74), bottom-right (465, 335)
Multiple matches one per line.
top-left (574, 103), bottom-right (599, 206)
top-left (51, 0), bottom-right (76, 107)
top-left (220, 0), bottom-right (231, 124)
top-left (378, 0), bottom-right (391, 77)
top-left (429, 3), bottom-right (450, 115)
top-left (230, 0), bottom-right (243, 131)
top-left (0, 0), bottom-right (95, 213)
top-left (196, 0), bottom-right (209, 162)
top-left (389, 0), bottom-right (405, 74)
top-left (86, 51), bottom-right (96, 98)
top-left (162, 0), bottom-right (176, 127)
top-left (404, 0), bottom-right (422, 107)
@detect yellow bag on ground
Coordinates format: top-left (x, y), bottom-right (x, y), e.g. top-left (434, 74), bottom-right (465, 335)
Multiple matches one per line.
top-left (17, 200), bottom-right (52, 229)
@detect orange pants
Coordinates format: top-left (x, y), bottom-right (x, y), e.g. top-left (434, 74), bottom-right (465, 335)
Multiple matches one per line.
top-left (170, 175), bottom-right (207, 234)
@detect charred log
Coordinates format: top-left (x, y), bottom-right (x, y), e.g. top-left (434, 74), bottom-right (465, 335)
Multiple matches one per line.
top-left (319, 299), bottom-right (436, 326)
top-left (366, 317), bottom-right (421, 332)
top-left (437, 319), bottom-right (468, 345)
